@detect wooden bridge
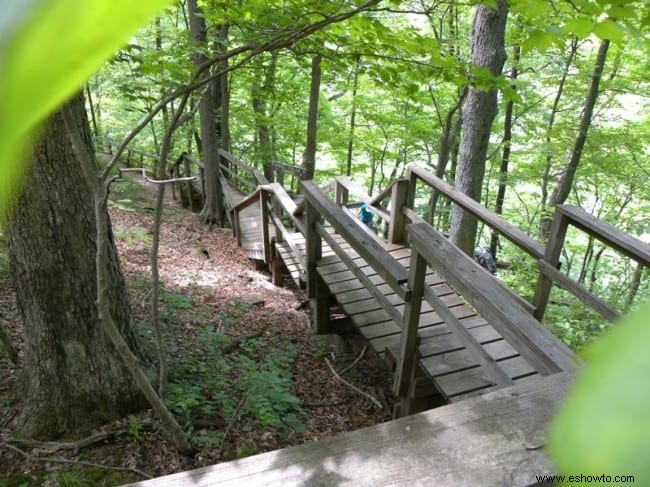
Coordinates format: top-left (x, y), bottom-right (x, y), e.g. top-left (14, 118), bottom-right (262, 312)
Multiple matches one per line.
top-left (124, 147), bottom-right (650, 486)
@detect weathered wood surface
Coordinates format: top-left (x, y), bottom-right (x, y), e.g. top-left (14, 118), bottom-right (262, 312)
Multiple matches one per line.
top-left (126, 371), bottom-right (574, 487)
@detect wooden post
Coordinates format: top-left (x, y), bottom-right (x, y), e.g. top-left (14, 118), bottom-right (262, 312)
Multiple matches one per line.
top-left (388, 178), bottom-right (409, 244)
top-left (533, 209), bottom-right (569, 321)
top-left (335, 180), bottom-right (349, 207)
top-left (233, 208), bottom-right (242, 244)
top-left (305, 197), bottom-right (330, 333)
top-left (260, 189), bottom-right (271, 265)
top-left (270, 238), bottom-right (283, 287)
top-left (183, 156), bottom-right (194, 212)
top-left (393, 249), bottom-right (427, 408)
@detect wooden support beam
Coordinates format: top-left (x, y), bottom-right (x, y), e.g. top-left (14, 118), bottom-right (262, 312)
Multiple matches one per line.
top-left (260, 190), bottom-right (271, 265)
top-left (388, 179), bottom-right (409, 245)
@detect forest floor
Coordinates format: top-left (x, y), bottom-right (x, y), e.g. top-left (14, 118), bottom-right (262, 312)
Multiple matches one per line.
top-left (0, 173), bottom-right (396, 486)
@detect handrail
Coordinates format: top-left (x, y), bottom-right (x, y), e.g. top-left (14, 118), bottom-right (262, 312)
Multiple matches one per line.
top-left (218, 148), bottom-right (269, 186)
top-left (408, 164), bottom-right (546, 260)
top-left (532, 204), bottom-right (649, 322)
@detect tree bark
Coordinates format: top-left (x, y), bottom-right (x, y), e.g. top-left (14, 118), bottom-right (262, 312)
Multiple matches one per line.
top-left (6, 92), bottom-right (148, 440)
top-left (449, 0), bottom-right (508, 255)
top-left (188, 0), bottom-right (225, 226)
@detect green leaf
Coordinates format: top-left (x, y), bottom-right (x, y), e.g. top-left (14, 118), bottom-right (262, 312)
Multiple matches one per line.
top-left (0, 0), bottom-right (169, 216)
top-left (563, 18), bottom-right (594, 38)
top-left (593, 19), bottom-right (624, 43)
top-left (548, 301), bottom-right (650, 482)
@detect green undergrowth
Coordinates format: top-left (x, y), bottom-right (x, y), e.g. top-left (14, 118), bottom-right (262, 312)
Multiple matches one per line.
top-left (127, 273), bottom-right (304, 460)
top-left (160, 293), bottom-right (304, 455)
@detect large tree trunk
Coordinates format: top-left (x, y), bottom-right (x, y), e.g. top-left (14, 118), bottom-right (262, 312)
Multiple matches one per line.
top-left (449, 0), bottom-right (508, 255)
top-left (188, 0), bottom-right (225, 226)
top-left (6, 93), bottom-right (148, 440)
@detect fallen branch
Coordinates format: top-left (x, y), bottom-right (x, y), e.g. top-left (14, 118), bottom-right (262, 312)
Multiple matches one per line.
top-left (324, 357), bottom-right (382, 409)
top-left (0, 442), bottom-right (152, 479)
top-left (338, 345), bottom-right (367, 376)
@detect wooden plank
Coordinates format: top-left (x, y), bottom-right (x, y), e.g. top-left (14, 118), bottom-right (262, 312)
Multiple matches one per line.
top-left (127, 372), bottom-right (574, 487)
top-left (418, 325), bottom-right (502, 357)
top-left (409, 223), bottom-right (578, 375)
top-left (420, 340), bottom-right (518, 378)
top-left (318, 224), bottom-right (405, 327)
top-left (419, 266), bottom-right (513, 388)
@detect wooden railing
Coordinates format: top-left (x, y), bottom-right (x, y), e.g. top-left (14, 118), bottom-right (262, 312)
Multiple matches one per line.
top-left (265, 161), bottom-right (306, 195)
top-left (300, 179), bottom-right (578, 412)
top-left (532, 204), bottom-right (650, 322)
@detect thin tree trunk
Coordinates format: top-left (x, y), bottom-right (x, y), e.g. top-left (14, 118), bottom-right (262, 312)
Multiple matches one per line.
top-left (449, 0), bottom-right (508, 255)
top-left (490, 45), bottom-right (520, 258)
top-left (539, 38), bottom-right (578, 233)
top-left (303, 53), bottom-right (322, 181)
top-left (346, 54), bottom-right (361, 176)
top-left (429, 88), bottom-right (466, 224)
top-left (623, 263), bottom-right (644, 314)
top-left (540, 39), bottom-right (610, 239)
top-left (251, 55), bottom-right (277, 181)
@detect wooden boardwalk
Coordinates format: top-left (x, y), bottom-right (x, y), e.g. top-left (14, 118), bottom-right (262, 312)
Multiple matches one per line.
top-left (222, 179), bottom-right (271, 261)
top-left (219, 159), bottom-right (617, 418)
top-left (274, 229), bottom-right (539, 403)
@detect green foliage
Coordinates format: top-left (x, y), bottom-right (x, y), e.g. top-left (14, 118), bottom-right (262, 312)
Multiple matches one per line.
top-left (0, 0), bottom-right (170, 215)
top-left (237, 348), bottom-right (304, 432)
top-left (114, 225), bottom-right (153, 247)
top-left (161, 291), bottom-right (192, 310)
top-left (128, 415), bottom-right (144, 441)
top-left (548, 301), bottom-right (650, 482)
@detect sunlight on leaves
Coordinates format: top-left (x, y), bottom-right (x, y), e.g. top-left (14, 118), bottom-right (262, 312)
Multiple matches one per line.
top-left (0, 0), bottom-right (169, 216)
top-left (548, 301), bottom-right (650, 482)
